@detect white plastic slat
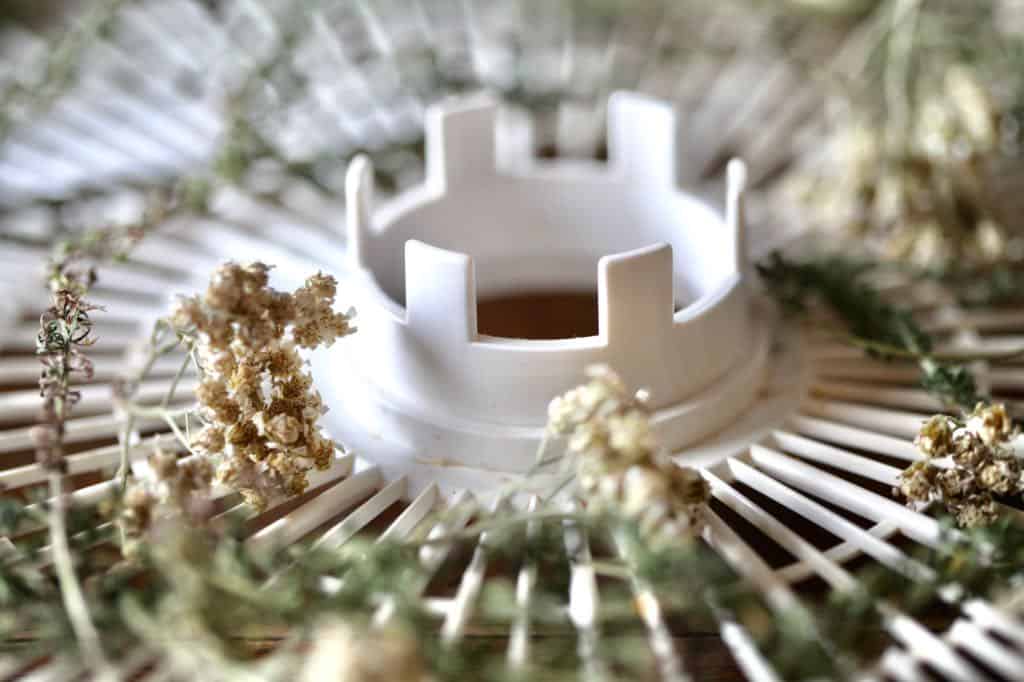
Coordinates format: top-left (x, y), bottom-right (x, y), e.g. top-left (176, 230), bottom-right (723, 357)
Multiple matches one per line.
top-left (378, 483), bottom-right (439, 543)
top-left (876, 648), bottom-right (928, 682)
top-left (801, 399), bottom-right (926, 439)
top-left (727, 457), bottom-right (934, 583)
top-left (440, 496), bottom-right (506, 643)
top-left (812, 380), bottom-right (944, 413)
top-left (748, 445), bottom-right (945, 548)
top-left (770, 430), bottom-right (904, 486)
top-left (704, 469), bottom-right (854, 590)
top-left (946, 619), bottom-right (1024, 680)
top-left (0, 413), bottom-right (165, 454)
top-left (718, 620), bottom-right (783, 682)
top-left (703, 507), bottom-right (800, 613)
top-left (249, 464), bottom-right (378, 546)
top-left (314, 475), bottom-right (406, 549)
top-left (788, 415), bottom-right (921, 462)
top-left (885, 613), bottom-right (980, 682)
top-left (564, 509), bottom-right (610, 681)
top-left (625, 569), bottom-right (692, 682)
top-left (0, 353), bottom-right (188, 385)
top-left (929, 308), bottom-right (1024, 333)
top-left (776, 521), bottom-right (900, 584)
top-left (707, 470), bottom-right (977, 680)
top-left (375, 490), bottom-right (478, 626)
top-left (0, 433), bottom-right (179, 489)
top-left (0, 379), bottom-right (196, 425)
top-left (507, 496), bottom-right (540, 669)
top-left (962, 600), bottom-right (1024, 650)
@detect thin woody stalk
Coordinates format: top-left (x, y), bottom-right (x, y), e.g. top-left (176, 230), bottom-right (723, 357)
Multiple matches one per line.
top-left (34, 260), bottom-right (113, 676)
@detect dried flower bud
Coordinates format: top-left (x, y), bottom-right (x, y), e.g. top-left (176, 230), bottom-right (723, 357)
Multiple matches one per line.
top-left (149, 446), bottom-right (179, 481)
top-left (620, 465), bottom-right (670, 517)
top-left (265, 413), bottom-right (301, 445)
top-left (951, 429), bottom-right (988, 468)
top-left (977, 457), bottom-right (1022, 495)
top-left (937, 467), bottom-right (974, 499)
top-left (170, 295), bottom-right (205, 331)
top-left (668, 463), bottom-right (710, 505)
top-left (952, 494), bottom-right (999, 528)
top-left (966, 403), bottom-right (1015, 446)
top-left (896, 461), bottom-right (937, 503)
top-left (191, 425), bottom-right (226, 454)
top-left (915, 415), bottom-right (955, 458)
top-left (607, 411), bottom-right (655, 462)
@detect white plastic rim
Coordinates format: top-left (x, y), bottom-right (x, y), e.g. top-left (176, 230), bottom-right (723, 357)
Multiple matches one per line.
top-left (320, 92), bottom-right (773, 486)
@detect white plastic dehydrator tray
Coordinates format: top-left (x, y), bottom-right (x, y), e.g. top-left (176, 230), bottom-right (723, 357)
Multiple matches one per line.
top-left (1, 3), bottom-right (1024, 680)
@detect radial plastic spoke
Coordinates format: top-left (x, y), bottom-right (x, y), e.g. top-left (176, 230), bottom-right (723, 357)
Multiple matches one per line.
top-left (313, 476), bottom-right (407, 549)
top-left (811, 380), bottom-right (944, 413)
top-left (945, 619), bottom-right (1024, 680)
top-left (440, 496), bottom-right (507, 643)
top-left (705, 469), bottom-right (855, 589)
top-left (727, 457), bottom-right (934, 582)
top-left (787, 415), bottom-right (920, 462)
top-left (507, 496), bottom-right (540, 669)
top-left (876, 649), bottom-right (929, 682)
top-left (374, 490), bottom-right (478, 626)
top-left (748, 445), bottom-right (945, 548)
top-left (378, 483), bottom-right (440, 543)
top-left (802, 399), bottom-right (927, 439)
top-left (770, 430), bottom-right (904, 486)
top-left (564, 506), bottom-right (611, 682)
top-left (249, 465), bottom-right (381, 547)
top-left (0, 379), bottom-right (196, 426)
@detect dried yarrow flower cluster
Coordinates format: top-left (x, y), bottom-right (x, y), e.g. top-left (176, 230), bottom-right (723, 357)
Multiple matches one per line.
top-left (799, 65), bottom-right (1019, 269)
top-left (547, 365), bottom-right (709, 540)
top-left (896, 403), bottom-right (1023, 527)
top-left (116, 444), bottom-right (215, 556)
top-left (170, 262), bottom-right (355, 511)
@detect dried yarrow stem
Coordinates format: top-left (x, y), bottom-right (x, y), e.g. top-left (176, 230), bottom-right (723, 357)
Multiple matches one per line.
top-left (28, 224), bottom-right (150, 677)
top-left (546, 365), bottom-right (709, 541)
top-left (896, 403), bottom-right (1023, 527)
top-left (169, 262), bottom-right (355, 511)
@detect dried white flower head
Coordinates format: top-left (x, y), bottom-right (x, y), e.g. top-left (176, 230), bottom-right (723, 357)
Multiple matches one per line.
top-left (801, 64), bottom-right (1012, 270)
top-left (171, 262), bottom-right (355, 510)
top-left (897, 403), bottom-right (1023, 527)
top-left (301, 619), bottom-right (429, 682)
top-left (548, 365), bottom-right (708, 541)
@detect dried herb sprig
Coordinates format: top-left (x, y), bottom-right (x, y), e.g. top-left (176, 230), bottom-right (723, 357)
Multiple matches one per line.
top-left (757, 251), bottom-right (983, 409)
top-left (26, 220), bottom-right (148, 677)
